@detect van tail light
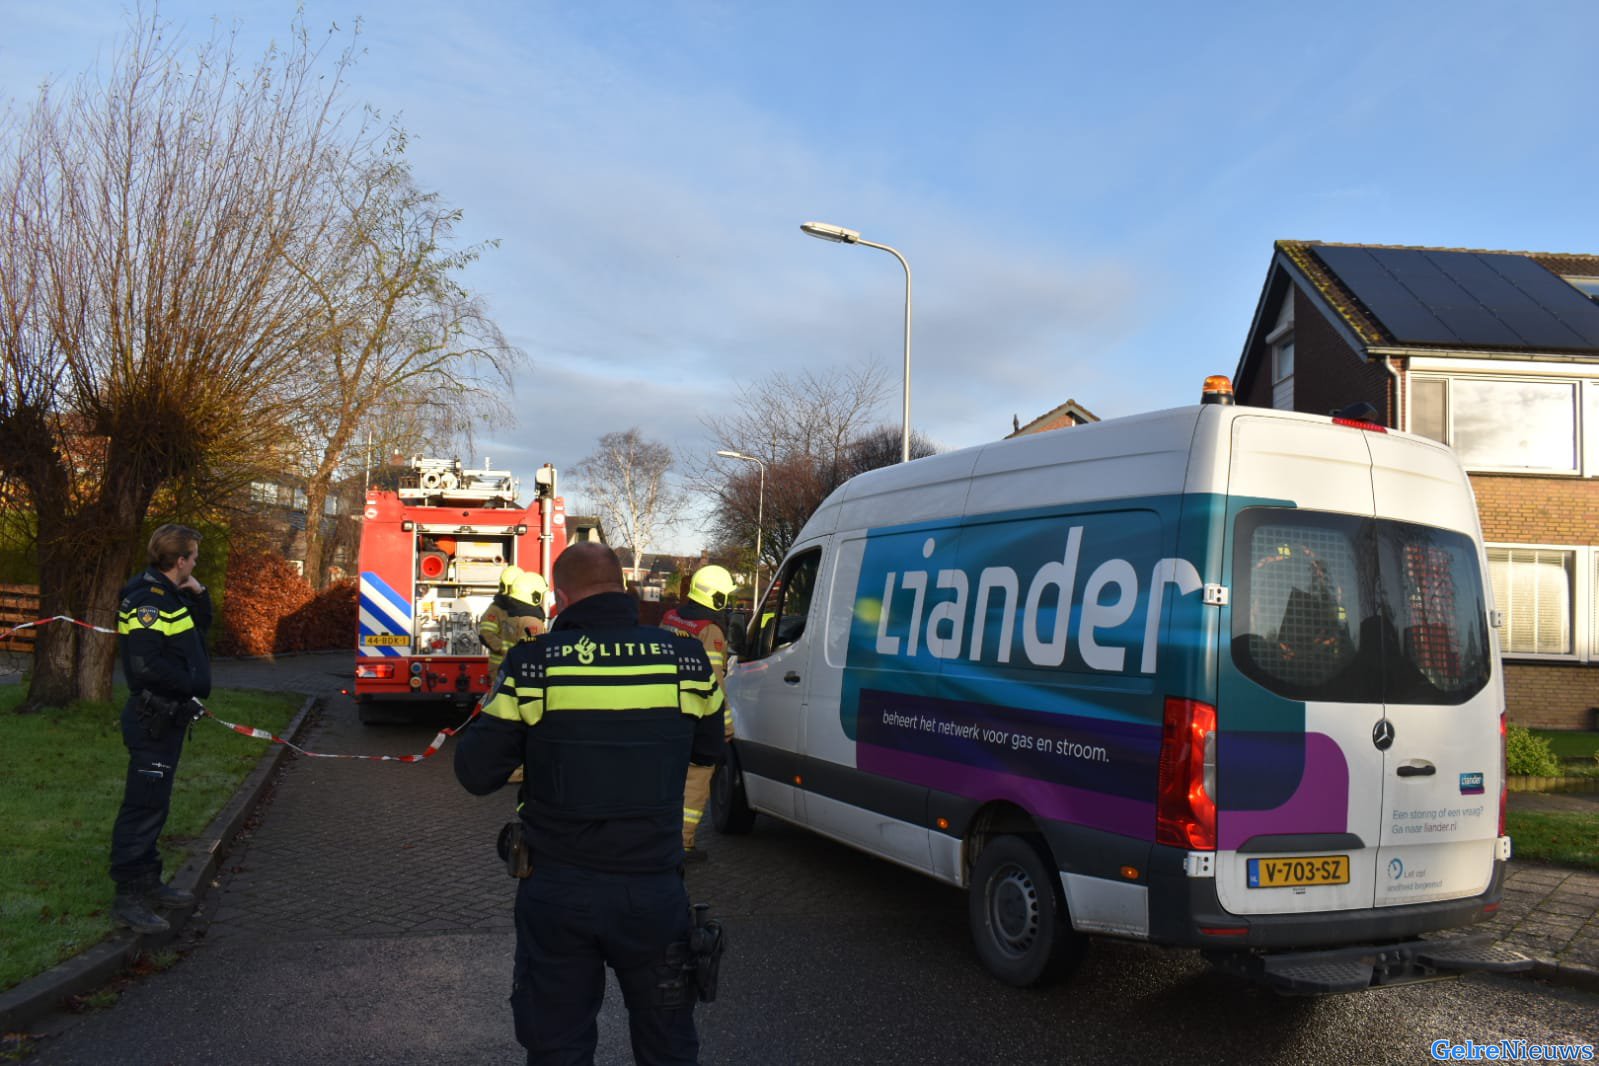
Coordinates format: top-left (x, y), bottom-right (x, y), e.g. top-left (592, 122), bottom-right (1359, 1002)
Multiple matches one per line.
top-left (1157, 697), bottom-right (1217, 850)
top-left (1498, 712), bottom-right (1507, 837)
top-left (356, 663), bottom-right (396, 679)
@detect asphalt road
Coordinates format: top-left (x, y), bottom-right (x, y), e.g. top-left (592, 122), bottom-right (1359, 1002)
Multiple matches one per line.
top-left (25, 652), bottom-right (1599, 1064)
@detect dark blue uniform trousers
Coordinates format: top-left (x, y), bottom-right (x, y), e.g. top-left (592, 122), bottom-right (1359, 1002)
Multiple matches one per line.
top-left (513, 861), bottom-right (698, 1066)
top-left (109, 696), bottom-right (189, 889)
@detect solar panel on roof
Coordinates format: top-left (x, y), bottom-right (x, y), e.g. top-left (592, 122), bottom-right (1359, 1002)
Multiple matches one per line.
top-left (1313, 246), bottom-right (1459, 344)
top-left (1312, 245), bottom-right (1599, 351)
top-left (1470, 253), bottom-right (1599, 348)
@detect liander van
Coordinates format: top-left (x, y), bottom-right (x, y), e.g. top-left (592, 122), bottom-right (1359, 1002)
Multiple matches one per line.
top-left (714, 380), bottom-right (1530, 994)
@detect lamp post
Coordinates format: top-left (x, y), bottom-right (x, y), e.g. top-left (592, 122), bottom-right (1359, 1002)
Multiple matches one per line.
top-left (716, 449), bottom-right (766, 607)
top-left (800, 220), bottom-right (913, 463)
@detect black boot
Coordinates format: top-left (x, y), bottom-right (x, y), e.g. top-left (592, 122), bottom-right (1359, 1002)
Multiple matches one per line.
top-left (146, 882), bottom-right (195, 909)
top-left (112, 887), bottom-right (170, 934)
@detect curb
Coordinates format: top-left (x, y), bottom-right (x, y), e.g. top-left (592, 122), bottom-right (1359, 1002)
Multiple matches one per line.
top-left (1528, 957), bottom-right (1599, 994)
top-left (0, 695), bottom-right (319, 1033)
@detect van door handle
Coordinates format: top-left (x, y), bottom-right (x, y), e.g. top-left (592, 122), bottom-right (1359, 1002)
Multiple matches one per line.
top-left (783, 671), bottom-right (801, 685)
top-left (1396, 761), bottom-right (1436, 777)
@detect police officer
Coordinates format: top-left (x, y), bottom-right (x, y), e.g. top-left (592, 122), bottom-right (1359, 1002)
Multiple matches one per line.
top-left (660, 565), bottom-right (736, 863)
top-left (455, 543), bottom-right (724, 1066)
top-left (109, 523), bottom-right (213, 934)
top-left (478, 564), bottom-right (526, 674)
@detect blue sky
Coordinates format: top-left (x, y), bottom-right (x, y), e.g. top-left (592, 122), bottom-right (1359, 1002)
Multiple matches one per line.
top-left (5, 2), bottom-right (1598, 552)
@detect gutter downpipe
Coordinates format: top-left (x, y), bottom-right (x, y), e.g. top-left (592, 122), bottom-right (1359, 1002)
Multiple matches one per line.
top-left (1381, 355), bottom-right (1401, 429)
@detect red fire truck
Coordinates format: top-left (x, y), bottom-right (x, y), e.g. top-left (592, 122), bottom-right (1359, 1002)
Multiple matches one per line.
top-left (354, 457), bottom-right (565, 723)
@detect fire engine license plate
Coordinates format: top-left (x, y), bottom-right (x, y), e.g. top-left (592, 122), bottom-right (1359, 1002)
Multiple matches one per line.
top-left (362, 634), bottom-right (410, 647)
top-left (1247, 855), bottom-right (1349, 889)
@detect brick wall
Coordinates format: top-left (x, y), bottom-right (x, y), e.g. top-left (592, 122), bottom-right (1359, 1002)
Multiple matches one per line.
top-left (1503, 663), bottom-right (1599, 731)
top-left (1291, 287), bottom-right (1390, 419)
top-left (1470, 474), bottom-right (1599, 545)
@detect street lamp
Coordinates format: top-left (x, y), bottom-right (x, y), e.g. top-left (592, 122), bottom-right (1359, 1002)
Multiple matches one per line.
top-left (716, 449), bottom-right (766, 607)
top-left (800, 220), bottom-right (913, 463)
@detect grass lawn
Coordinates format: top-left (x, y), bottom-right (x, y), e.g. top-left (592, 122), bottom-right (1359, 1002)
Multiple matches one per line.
top-left (1507, 808), bottom-right (1599, 872)
top-left (1531, 729), bottom-right (1599, 763)
top-left (0, 686), bottom-right (301, 992)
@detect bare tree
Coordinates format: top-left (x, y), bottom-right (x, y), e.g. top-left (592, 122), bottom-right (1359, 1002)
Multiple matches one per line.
top-left (0, 13), bottom-right (398, 706)
top-left (572, 430), bottom-right (685, 576)
top-left (694, 366), bottom-right (936, 570)
top-left (281, 149), bottom-right (521, 586)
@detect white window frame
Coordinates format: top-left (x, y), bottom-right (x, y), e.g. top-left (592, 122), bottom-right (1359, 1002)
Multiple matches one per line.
top-left (1408, 371), bottom-right (1599, 477)
top-left (1267, 313), bottom-right (1294, 412)
top-left (1485, 541), bottom-right (1597, 663)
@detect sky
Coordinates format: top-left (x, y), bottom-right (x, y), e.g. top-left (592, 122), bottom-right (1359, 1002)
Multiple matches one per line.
top-left (4, 1), bottom-right (1598, 553)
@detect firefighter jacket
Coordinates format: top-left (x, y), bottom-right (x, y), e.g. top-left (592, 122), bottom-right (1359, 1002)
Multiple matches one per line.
top-left (660, 601), bottom-right (728, 684)
top-left (116, 569), bottom-right (213, 700)
top-left (454, 591), bottom-right (725, 874)
top-left (480, 594), bottom-right (547, 669)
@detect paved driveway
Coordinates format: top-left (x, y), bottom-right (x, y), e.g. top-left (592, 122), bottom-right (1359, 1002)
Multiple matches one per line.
top-left (27, 652), bottom-right (1598, 1064)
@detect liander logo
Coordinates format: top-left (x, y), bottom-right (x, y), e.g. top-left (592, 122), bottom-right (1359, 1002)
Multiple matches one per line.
top-left (856, 516), bottom-right (1201, 676)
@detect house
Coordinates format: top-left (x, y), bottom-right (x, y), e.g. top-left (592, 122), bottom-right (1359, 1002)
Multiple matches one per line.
top-left (1234, 240), bottom-right (1599, 729)
top-left (1007, 399), bottom-right (1099, 438)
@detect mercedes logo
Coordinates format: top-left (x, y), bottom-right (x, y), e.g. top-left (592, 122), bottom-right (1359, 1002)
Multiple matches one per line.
top-left (1372, 718), bottom-right (1395, 751)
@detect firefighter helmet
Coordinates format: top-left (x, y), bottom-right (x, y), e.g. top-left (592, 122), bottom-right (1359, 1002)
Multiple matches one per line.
top-left (688, 565), bottom-right (736, 611)
top-left (510, 570), bottom-right (549, 609)
top-left (497, 565), bottom-right (524, 595)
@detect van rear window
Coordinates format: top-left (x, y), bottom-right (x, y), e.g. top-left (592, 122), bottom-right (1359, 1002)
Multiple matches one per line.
top-left (1232, 510), bottom-right (1490, 705)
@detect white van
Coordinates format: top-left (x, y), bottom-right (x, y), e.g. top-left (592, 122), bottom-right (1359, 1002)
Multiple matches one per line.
top-left (715, 384), bottom-right (1529, 994)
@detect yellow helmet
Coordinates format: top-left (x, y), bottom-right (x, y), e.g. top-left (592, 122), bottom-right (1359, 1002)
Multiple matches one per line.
top-left (498, 564), bottom-right (524, 595)
top-left (510, 570), bottom-right (549, 609)
top-left (688, 565), bottom-right (736, 611)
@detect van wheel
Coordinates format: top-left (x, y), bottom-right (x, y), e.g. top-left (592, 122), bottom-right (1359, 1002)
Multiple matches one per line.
top-left (968, 835), bottom-right (1085, 987)
top-left (710, 752), bottom-right (756, 835)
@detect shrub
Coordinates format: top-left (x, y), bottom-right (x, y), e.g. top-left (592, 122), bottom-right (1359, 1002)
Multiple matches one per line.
top-left (279, 579), bottom-right (357, 651)
top-left (1505, 724), bottom-right (1562, 777)
top-left (217, 552), bottom-right (313, 656)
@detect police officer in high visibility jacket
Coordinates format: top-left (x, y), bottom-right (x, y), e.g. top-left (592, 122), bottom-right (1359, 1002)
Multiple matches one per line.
top-left (478, 564), bottom-right (525, 673)
top-left (109, 523), bottom-right (213, 934)
top-left (454, 542), bottom-right (724, 1066)
top-left (660, 565), bottom-right (736, 863)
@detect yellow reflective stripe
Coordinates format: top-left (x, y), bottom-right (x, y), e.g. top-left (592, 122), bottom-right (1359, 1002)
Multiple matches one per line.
top-left (483, 685), bottom-right (544, 726)
top-left (683, 807), bottom-right (703, 824)
top-left (679, 686), bottom-right (724, 720)
top-left (480, 621), bottom-right (501, 633)
top-left (546, 664), bottom-right (675, 678)
top-left (546, 682), bottom-right (680, 711)
top-left (117, 610), bottom-right (194, 637)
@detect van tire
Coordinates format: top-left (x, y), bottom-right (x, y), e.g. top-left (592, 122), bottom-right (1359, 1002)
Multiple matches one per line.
top-left (710, 753), bottom-right (756, 835)
top-left (968, 835), bottom-right (1085, 987)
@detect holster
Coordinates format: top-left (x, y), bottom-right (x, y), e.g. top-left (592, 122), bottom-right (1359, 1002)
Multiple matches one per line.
top-left (136, 689), bottom-right (171, 741)
top-left (497, 820), bottom-right (533, 878)
top-left (688, 903), bottom-right (725, 1003)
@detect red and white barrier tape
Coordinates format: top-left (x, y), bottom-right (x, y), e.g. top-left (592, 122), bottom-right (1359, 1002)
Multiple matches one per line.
top-left (1, 614), bottom-right (117, 640)
top-left (201, 704), bottom-right (480, 763)
top-left (3, 613), bottom-right (480, 762)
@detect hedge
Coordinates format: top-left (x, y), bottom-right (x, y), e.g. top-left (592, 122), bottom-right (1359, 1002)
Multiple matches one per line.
top-left (217, 551), bottom-right (356, 656)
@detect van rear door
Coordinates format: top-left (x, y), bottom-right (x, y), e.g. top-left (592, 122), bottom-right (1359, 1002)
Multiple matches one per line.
top-left (1214, 416), bottom-right (1386, 916)
top-left (1365, 433), bottom-right (1498, 907)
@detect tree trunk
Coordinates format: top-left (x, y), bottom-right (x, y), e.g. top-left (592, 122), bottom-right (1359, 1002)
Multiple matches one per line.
top-left (302, 477), bottom-right (328, 589)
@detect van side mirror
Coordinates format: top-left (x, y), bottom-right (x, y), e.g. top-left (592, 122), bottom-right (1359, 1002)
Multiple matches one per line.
top-left (725, 613), bottom-right (748, 659)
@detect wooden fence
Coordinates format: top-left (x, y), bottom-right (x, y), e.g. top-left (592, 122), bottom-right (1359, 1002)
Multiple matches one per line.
top-left (0, 584), bottom-right (41, 649)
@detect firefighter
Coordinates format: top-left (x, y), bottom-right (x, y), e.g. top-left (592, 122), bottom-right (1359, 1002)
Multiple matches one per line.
top-left (454, 542), bottom-right (725, 1065)
top-left (478, 564), bottom-right (525, 674)
top-left (109, 523), bottom-right (213, 934)
top-left (661, 564), bottom-right (736, 863)
top-left (505, 570), bottom-right (550, 643)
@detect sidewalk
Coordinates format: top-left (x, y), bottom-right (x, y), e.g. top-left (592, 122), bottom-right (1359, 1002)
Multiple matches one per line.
top-left (1491, 789), bottom-right (1599, 990)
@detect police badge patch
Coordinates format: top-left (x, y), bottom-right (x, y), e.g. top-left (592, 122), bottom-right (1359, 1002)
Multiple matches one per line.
top-left (135, 605), bottom-right (160, 628)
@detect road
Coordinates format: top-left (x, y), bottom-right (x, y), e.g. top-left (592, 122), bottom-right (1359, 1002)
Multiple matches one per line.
top-left (26, 652), bottom-right (1598, 1064)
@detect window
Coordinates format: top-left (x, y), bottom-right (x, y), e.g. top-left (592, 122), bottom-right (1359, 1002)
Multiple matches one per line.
top-left (250, 481), bottom-right (276, 505)
top-left (744, 548), bottom-right (821, 661)
top-left (1232, 508), bottom-right (1490, 704)
top-left (1487, 547), bottom-right (1574, 657)
top-left (1411, 375), bottom-right (1599, 475)
top-left (1272, 338), bottom-right (1294, 412)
